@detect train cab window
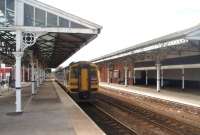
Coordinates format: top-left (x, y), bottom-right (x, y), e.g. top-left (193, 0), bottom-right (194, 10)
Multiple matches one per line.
top-left (66, 71), bottom-right (69, 82)
top-left (70, 67), bottom-right (79, 78)
top-left (90, 67), bottom-right (97, 81)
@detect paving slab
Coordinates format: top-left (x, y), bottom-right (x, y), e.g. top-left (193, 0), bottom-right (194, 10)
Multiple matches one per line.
top-left (0, 80), bottom-right (104, 135)
top-left (100, 82), bottom-right (200, 107)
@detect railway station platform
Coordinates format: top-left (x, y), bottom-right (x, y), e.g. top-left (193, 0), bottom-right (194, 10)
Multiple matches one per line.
top-left (0, 80), bottom-right (104, 135)
top-left (100, 82), bottom-right (200, 108)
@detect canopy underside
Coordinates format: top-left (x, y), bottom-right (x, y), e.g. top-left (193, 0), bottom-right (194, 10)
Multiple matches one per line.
top-left (0, 30), bottom-right (97, 67)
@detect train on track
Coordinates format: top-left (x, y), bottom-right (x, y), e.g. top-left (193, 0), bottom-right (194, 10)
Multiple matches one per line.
top-left (55, 61), bottom-right (99, 101)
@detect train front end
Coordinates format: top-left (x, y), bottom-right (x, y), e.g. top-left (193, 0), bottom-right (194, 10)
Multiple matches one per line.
top-left (68, 62), bottom-right (99, 101)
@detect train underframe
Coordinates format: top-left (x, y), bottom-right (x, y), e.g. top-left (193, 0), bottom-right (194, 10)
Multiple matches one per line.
top-left (69, 91), bottom-right (97, 102)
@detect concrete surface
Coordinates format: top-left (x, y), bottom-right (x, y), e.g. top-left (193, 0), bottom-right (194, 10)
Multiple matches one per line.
top-left (100, 82), bottom-right (200, 107)
top-left (0, 80), bottom-right (104, 135)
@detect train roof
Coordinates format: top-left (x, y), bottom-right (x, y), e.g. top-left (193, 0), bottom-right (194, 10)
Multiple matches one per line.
top-left (68, 61), bottom-right (97, 68)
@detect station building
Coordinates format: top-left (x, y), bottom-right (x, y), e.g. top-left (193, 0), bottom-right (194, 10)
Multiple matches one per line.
top-left (92, 25), bottom-right (200, 92)
top-left (0, 0), bottom-right (102, 112)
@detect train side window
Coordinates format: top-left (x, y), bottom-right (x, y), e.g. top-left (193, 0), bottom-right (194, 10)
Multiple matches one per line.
top-left (70, 67), bottom-right (79, 78)
top-left (90, 67), bottom-right (97, 80)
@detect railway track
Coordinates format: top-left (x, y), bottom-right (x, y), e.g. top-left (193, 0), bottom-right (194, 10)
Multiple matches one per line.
top-left (57, 81), bottom-right (137, 134)
top-left (96, 92), bottom-right (200, 135)
top-left (57, 81), bottom-right (200, 135)
top-left (78, 102), bottom-right (137, 135)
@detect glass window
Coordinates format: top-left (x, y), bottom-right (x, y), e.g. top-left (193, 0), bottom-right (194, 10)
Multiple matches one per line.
top-left (47, 12), bottom-right (57, 27)
top-left (0, 0), bottom-right (14, 26)
top-left (35, 8), bottom-right (46, 26)
top-left (24, 4), bottom-right (34, 26)
top-left (70, 67), bottom-right (79, 79)
top-left (0, 0), bottom-right (5, 26)
top-left (6, 0), bottom-right (14, 26)
top-left (6, 9), bottom-right (14, 26)
top-left (59, 17), bottom-right (69, 27)
top-left (6, 0), bottom-right (14, 10)
top-left (90, 67), bottom-right (97, 81)
top-left (70, 21), bottom-right (87, 28)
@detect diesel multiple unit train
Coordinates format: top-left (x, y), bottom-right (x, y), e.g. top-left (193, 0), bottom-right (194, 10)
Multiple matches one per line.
top-left (56, 61), bottom-right (99, 100)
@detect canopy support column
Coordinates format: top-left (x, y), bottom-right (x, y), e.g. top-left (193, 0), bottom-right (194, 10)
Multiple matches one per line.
top-left (22, 64), bottom-right (25, 82)
top-left (43, 70), bottom-right (46, 81)
top-left (31, 62), bottom-right (35, 95)
top-left (161, 69), bottom-right (164, 88)
top-left (42, 68), bottom-right (44, 83)
top-left (146, 70), bottom-right (148, 85)
top-left (63, 69), bottom-right (66, 86)
top-left (124, 66), bottom-right (128, 86)
top-left (156, 61), bottom-right (161, 92)
top-left (182, 68), bottom-right (185, 90)
top-left (41, 69), bottom-right (43, 83)
top-left (134, 70), bottom-right (136, 85)
top-left (27, 64), bottom-right (30, 82)
top-left (14, 30), bottom-right (23, 113)
top-left (41, 70), bottom-right (43, 82)
top-left (107, 67), bottom-right (110, 84)
top-left (39, 68), bottom-right (42, 85)
top-left (36, 60), bottom-right (39, 88)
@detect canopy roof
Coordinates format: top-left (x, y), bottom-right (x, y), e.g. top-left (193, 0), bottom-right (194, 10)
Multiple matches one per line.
top-left (0, 0), bottom-right (102, 67)
top-left (92, 24), bottom-right (200, 63)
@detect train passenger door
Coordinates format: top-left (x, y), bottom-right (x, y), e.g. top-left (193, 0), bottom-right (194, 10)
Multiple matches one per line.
top-left (90, 67), bottom-right (98, 89)
top-left (81, 68), bottom-right (89, 90)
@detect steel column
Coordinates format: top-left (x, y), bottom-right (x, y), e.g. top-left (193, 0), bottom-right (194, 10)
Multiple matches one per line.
top-left (27, 65), bottom-right (30, 81)
top-left (145, 70), bottom-right (148, 85)
top-left (22, 64), bottom-right (25, 82)
top-left (31, 62), bottom-right (35, 95)
top-left (14, 30), bottom-right (23, 112)
top-left (39, 68), bottom-right (42, 85)
top-left (134, 70), bottom-right (136, 85)
top-left (182, 68), bottom-right (185, 90)
top-left (36, 60), bottom-right (39, 87)
top-left (124, 66), bottom-right (128, 86)
top-left (107, 67), bottom-right (110, 84)
top-left (156, 63), bottom-right (161, 92)
top-left (41, 69), bottom-right (43, 83)
top-left (42, 68), bottom-right (44, 82)
top-left (161, 69), bottom-right (164, 87)
top-left (43, 70), bottom-right (45, 81)
top-left (63, 69), bottom-right (66, 86)
top-left (40, 69), bottom-right (43, 83)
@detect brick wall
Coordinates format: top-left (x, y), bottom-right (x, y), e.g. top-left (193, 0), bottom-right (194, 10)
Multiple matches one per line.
top-left (97, 62), bottom-right (134, 86)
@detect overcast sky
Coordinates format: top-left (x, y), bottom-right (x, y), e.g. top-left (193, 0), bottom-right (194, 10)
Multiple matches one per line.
top-left (40, 0), bottom-right (200, 68)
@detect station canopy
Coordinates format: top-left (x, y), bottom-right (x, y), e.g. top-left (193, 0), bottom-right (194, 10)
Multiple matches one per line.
top-left (0, 0), bottom-right (102, 67)
top-left (92, 24), bottom-right (200, 63)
